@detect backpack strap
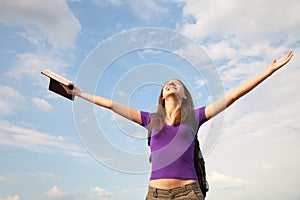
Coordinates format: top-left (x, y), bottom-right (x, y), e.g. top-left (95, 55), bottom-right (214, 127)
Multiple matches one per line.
top-left (194, 134), bottom-right (209, 197)
top-left (147, 129), bottom-right (151, 147)
top-left (147, 129), bottom-right (152, 163)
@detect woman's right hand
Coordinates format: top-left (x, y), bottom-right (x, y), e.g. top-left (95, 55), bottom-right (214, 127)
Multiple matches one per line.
top-left (61, 84), bottom-right (81, 96)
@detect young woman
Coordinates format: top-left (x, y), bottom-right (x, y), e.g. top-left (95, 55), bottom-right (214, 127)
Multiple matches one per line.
top-left (63, 51), bottom-right (293, 199)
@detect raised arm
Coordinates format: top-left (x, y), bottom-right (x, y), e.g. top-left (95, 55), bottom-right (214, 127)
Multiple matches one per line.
top-left (63, 86), bottom-right (142, 124)
top-left (205, 51), bottom-right (293, 119)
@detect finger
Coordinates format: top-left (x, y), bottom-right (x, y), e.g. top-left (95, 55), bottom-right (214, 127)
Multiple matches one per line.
top-left (284, 51), bottom-right (293, 62)
top-left (59, 83), bottom-right (71, 93)
top-left (59, 83), bottom-right (67, 90)
top-left (285, 51), bottom-right (293, 59)
top-left (288, 51), bottom-right (294, 59)
top-left (279, 52), bottom-right (293, 66)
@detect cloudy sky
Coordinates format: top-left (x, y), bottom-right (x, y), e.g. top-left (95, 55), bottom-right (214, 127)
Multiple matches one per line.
top-left (0, 0), bottom-right (300, 200)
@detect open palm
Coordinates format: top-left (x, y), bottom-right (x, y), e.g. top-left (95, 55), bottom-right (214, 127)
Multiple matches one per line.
top-left (268, 51), bottom-right (293, 72)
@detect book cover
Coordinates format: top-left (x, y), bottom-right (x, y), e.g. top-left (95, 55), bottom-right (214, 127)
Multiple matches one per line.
top-left (41, 70), bottom-right (75, 101)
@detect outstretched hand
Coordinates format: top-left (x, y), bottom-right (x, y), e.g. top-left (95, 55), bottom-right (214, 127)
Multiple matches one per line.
top-left (60, 83), bottom-right (81, 96)
top-left (267, 51), bottom-right (293, 73)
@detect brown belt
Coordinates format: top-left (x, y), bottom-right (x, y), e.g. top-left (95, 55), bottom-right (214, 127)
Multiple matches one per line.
top-left (148, 182), bottom-right (199, 196)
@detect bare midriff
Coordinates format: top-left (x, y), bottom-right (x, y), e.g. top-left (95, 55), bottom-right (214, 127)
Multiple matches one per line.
top-left (149, 179), bottom-right (197, 189)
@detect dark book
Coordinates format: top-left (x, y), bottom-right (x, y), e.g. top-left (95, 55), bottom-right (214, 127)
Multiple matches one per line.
top-left (41, 70), bottom-right (75, 101)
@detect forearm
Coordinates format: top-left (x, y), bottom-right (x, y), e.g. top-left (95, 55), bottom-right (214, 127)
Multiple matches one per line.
top-left (77, 92), bottom-right (112, 109)
top-left (206, 69), bottom-right (274, 119)
top-left (76, 91), bottom-right (142, 124)
top-left (226, 68), bottom-right (273, 105)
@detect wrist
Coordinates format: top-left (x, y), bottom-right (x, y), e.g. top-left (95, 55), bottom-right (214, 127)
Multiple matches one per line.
top-left (75, 90), bottom-right (82, 97)
top-left (265, 67), bottom-right (275, 76)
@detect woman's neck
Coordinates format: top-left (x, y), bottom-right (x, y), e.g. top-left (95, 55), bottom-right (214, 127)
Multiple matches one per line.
top-left (164, 96), bottom-right (181, 125)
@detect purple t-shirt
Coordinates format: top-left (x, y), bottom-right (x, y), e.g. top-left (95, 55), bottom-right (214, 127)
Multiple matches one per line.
top-left (141, 107), bottom-right (208, 180)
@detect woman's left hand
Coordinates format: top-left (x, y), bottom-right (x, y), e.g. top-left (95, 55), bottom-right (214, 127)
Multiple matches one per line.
top-left (267, 51), bottom-right (293, 73)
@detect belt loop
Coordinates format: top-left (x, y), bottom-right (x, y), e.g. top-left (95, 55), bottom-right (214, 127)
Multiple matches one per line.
top-left (154, 188), bottom-right (158, 198)
top-left (185, 183), bottom-right (190, 191)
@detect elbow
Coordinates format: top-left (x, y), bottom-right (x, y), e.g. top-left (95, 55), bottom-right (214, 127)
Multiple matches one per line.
top-left (106, 100), bottom-right (114, 109)
top-left (102, 100), bottom-right (112, 109)
top-left (226, 94), bottom-right (238, 107)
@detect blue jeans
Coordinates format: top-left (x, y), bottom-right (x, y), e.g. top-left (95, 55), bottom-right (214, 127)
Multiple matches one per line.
top-left (145, 182), bottom-right (204, 200)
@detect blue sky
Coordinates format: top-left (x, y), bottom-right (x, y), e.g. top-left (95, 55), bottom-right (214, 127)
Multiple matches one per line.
top-left (0, 0), bottom-right (300, 200)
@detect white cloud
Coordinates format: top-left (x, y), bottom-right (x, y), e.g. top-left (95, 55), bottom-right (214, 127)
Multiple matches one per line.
top-left (195, 79), bottom-right (206, 89)
top-left (0, 196), bottom-right (20, 200)
top-left (0, 0), bottom-right (81, 50)
top-left (173, 42), bottom-right (211, 65)
top-left (178, 1), bottom-right (299, 92)
top-left (176, 1), bottom-right (300, 115)
top-left (0, 85), bottom-right (26, 114)
top-left (128, 0), bottom-right (169, 21)
top-left (0, 120), bottom-right (87, 157)
top-left (47, 185), bottom-right (66, 197)
top-left (0, 85), bottom-right (52, 116)
top-left (45, 185), bottom-right (112, 199)
top-left (89, 186), bottom-right (111, 197)
top-left (92, 0), bottom-right (171, 20)
top-left (180, 0), bottom-right (300, 43)
top-left (31, 97), bottom-right (52, 112)
top-left (0, 86), bottom-right (26, 102)
top-left (8, 52), bottom-right (68, 80)
top-left (209, 170), bottom-right (251, 188)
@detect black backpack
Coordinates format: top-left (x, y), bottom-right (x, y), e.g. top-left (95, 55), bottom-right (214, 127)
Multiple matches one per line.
top-left (147, 129), bottom-right (209, 198)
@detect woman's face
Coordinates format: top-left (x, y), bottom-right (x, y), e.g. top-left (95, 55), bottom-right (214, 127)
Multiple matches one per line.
top-left (162, 80), bottom-right (187, 100)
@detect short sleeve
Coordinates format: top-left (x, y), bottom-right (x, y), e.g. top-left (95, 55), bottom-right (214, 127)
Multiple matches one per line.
top-left (140, 111), bottom-right (151, 128)
top-left (194, 106), bottom-right (208, 129)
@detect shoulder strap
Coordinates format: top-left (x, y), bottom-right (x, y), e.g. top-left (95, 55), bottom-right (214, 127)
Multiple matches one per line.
top-left (194, 133), bottom-right (209, 197)
top-left (147, 129), bottom-right (152, 162)
top-left (147, 129), bottom-right (151, 147)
